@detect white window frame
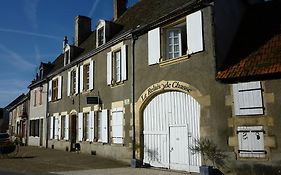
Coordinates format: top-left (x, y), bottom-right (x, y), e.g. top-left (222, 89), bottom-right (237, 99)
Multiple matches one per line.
top-left (232, 81), bottom-right (264, 116)
top-left (98, 110), bottom-right (108, 143)
top-left (166, 28), bottom-right (182, 59)
top-left (237, 126), bottom-right (265, 158)
top-left (107, 45), bottom-right (127, 86)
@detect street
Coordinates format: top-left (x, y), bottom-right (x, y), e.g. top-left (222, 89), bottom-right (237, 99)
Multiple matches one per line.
top-left (0, 146), bottom-right (194, 175)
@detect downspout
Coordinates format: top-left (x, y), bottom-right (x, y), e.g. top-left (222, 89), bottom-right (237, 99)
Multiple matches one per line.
top-left (131, 34), bottom-right (137, 160)
top-left (45, 79), bottom-right (49, 148)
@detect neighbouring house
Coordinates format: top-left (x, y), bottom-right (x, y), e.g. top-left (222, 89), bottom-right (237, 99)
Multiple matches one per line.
top-left (7, 93), bottom-right (30, 145)
top-left (28, 62), bottom-right (52, 147)
top-left (215, 0), bottom-right (281, 174)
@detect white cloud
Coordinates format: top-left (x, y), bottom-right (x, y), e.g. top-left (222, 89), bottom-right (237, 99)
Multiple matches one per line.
top-left (0, 43), bottom-right (36, 71)
top-left (88, 0), bottom-right (101, 17)
top-left (24, 0), bottom-right (40, 29)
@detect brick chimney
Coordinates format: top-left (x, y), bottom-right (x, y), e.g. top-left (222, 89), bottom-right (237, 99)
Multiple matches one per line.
top-left (114, 0), bottom-right (127, 21)
top-left (74, 16), bottom-right (91, 47)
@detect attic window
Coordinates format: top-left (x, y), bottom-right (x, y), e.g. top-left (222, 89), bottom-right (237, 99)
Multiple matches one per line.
top-left (96, 20), bottom-right (106, 48)
top-left (64, 45), bottom-right (71, 66)
top-left (98, 27), bottom-right (105, 47)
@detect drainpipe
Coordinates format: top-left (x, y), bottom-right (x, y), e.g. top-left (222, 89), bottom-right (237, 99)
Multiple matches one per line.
top-left (45, 80), bottom-right (49, 149)
top-left (131, 34), bottom-right (137, 160)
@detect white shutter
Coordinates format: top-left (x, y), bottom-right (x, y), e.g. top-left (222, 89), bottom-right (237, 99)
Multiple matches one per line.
top-left (50, 116), bottom-right (54, 139)
top-left (89, 111), bottom-right (95, 142)
top-left (112, 108), bottom-right (123, 144)
top-left (121, 44), bottom-right (127, 81)
top-left (67, 71), bottom-right (71, 96)
top-left (107, 52), bottom-right (112, 85)
top-left (58, 115), bottom-right (61, 140)
top-left (238, 126), bottom-right (265, 158)
top-left (58, 76), bottom-right (62, 99)
top-left (78, 113), bottom-right (83, 142)
top-left (186, 10), bottom-right (203, 54)
top-left (233, 81), bottom-right (263, 115)
top-left (65, 114), bottom-right (69, 140)
top-left (48, 80), bottom-right (52, 102)
top-left (80, 65), bottom-right (84, 93)
top-left (75, 67), bottom-right (79, 94)
top-left (89, 60), bottom-right (94, 90)
top-left (148, 27), bottom-right (160, 65)
top-left (102, 109), bottom-right (108, 143)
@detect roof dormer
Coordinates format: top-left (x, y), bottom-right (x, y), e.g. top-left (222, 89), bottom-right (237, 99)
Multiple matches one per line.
top-left (96, 20), bottom-right (106, 48)
top-left (64, 43), bottom-right (71, 66)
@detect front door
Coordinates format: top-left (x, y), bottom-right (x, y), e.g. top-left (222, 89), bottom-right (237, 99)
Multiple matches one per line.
top-left (39, 119), bottom-right (43, 146)
top-left (70, 115), bottom-right (77, 151)
top-left (169, 126), bottom-right (189, 171)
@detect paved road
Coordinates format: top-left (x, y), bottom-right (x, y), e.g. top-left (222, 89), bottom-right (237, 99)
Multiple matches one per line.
top-left (0, 146), bottom-right (197, 175)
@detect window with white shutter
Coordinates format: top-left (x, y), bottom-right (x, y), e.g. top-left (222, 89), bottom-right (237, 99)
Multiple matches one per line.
top-left (148, 27), bottom-right (160, 65)
top-left (233, 81), bottom-right (264, 116)
top-left (48, 80), bottom-right (52, 102)
top-left (80, 65), bottom-right (83, 93)
top-left (112, 108), bottom-right (124, 144)
top-left (237, 126), bottom-right (265, 158)
top-left (83, 112), bottom-right (90, 141)
top-left (98, 110), bottom-right (108, 143)
top-left (107, 44), bottom-right (128, 86)
top-left (54, 117), bottom-right (59, 140)
top-left (57, 76), bottom-right (62, 100)
top-left (89, 111), bottom-right (95, 142)
top-left (89, 60), bottom-right (94, 90)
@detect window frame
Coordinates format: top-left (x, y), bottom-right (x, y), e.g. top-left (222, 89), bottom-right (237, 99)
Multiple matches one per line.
top-left (52, 78), bottom-right (59, 101)
top-left (71, 69), bottom-right (77, 95)
top-left (113, 49), bottom-right (122, 84)
top-left (83, 63), bottom-right (90, 91)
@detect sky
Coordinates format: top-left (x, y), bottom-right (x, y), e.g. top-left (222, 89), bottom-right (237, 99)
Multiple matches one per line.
top-left (0, 0), bottom-right (138, 108)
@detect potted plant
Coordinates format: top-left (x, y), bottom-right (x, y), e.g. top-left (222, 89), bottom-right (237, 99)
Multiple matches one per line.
top-left (189, 138), bottom-right (226, 175)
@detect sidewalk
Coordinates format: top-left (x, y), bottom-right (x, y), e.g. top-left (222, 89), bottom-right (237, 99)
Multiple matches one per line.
top-left (0, 146), bottom-right (197, 175)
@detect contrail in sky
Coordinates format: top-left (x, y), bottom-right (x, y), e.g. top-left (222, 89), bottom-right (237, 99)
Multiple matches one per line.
top-left (0, 28), bottom-right (60, 40)
top-left (88, 0), bottom-right (101, 17)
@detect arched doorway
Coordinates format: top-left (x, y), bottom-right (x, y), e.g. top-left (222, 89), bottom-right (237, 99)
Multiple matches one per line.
top-left (142, 91), bottom-right (201, 172)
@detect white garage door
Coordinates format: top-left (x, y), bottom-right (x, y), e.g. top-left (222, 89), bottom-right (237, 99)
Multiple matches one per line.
top-left (143, 91), bottom-right (201, 172)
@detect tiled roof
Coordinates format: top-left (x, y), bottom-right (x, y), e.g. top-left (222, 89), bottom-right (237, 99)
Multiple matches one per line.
top-left (217, 32), bottom-right (281, 81)
top-left (216, 1), bottom-right (281, 82)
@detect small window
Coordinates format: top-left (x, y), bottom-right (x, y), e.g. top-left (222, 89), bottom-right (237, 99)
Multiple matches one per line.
top-left (39, 89), bottom-right (42, 105)
top-left (97, 27), bottom-right (105, 47)
top-left (61, 115), bottom-right (65, 140)
top-left (52, 78), bottom-right (58, 101)
top-left (237, 126), bottom-right (265, 158)
top-left (64, 50), bottom-right (70, 66)
top-left (29, 120), bottom-right (39, 137)
top-left (113, 50), bottom-right (121, 83)
top-left (83, 64), bottom-right (90, 90)
top-left (71, 69), bottom-right (77, 95)
top-left (83, 113), bottom-right (90, 141)
top-left (34, 90), bottom-right (37, 107)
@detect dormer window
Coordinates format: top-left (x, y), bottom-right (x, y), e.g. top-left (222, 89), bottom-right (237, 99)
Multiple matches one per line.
top-left (64, 45), bottom-right (71, 66)
top-left (39, 68), bottom-right (44, 79)
top-left (96, 20), bottom-right (106, 47)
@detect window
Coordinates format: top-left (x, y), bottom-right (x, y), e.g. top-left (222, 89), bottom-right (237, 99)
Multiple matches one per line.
top-left (107, 45), bottom-right (127, 86)
top-left (232, 81), bottom-right (264, 116)
top-left (49, 116), bottom-right (55, 139)
top-left (237, 126), bottom-right (265, 158)
top-left (84, 64), bottom-right (90, 90)
top-left (61, 115), bottom-right (65, 140)
top-left (83, 113), bottom-right (89, 141)
top-left (34, 90), bottom-right (37, 107)
top-left (98, 110), bottom-right (108, 143)
top-left (164, 24), bottom-right (186, 59)
top-left (48, 76), bottom-right (62, 102)
top-left (113, 50), bottom-right (121, 83)
top-left (112, 108), bottom-right (123, 144)
top-left (72, 70), bottom-right (77, 94)
top-left (29, 119), bottom-right (39, 137)
top-left (97, 27), bottom-right (105, 47)
top-left (52, 78), bottom-right (58, 101)
top-left (148, 10), bottom-right (203, 65)
top-left (64, 49), bottom-right (70, 66)
top-left (39, 89), bottom-right (42, 105)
